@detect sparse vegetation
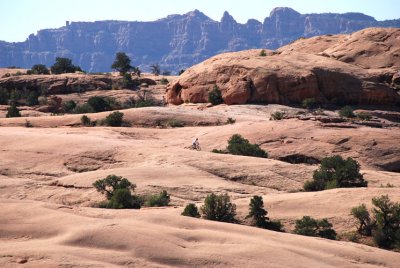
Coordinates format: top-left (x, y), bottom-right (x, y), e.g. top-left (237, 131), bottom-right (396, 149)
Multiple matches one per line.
top-left (160, 77), bottom-right (169, 85)
top-left (24, 119), bottom-right (33, 128)
top-left (27, 64), bottom-right (50, 75)
top-left (166, 118), bottom-right (185, 128)
top-left (200, 193), bottom-right (236, 223)
top-left (102, 111), bottom-right (124, 127)
top-left (351, 195), bottom-right (400, 249)
top-left (270, 111), bottom-right (285, 120)
top-left (93, 175), bottom-right (141, 209)
top-left (356, 112), bottom-right (372, 121)
top-left (226, 134), bottom-right (268, 158)
top-left (339, 106), bottom-right (355, 118)
top-left (208, 85), bottom-right (223, 105)
top-left (293, 216), bottom-right (337, 240)
top-left (63, 100), bottom-right (77, 113)
top-left (246, 195), bottom-right (283, 231)
top-left (226, 117), bottom-right (236, 124)
top-left (6, 103), bottom-right (21, 118)
top-left (50, 57), bottom-right (83, 74)
top-left (80, 115), bottom-right (93, 126)
top-left (111, 52), bottom-right (132, 75)
top-left (302, 98), bottom-right (316, 109)
top-left (259, 49), bottom-right (267, 56)
top-left (182, 203), bottom-right (200, 218)
top-left (303, 155), bottom-right (367, 191)
top-left (87, 96), bottom-right (112, 112)
top-left (145, 190), bottom-right (171, 207)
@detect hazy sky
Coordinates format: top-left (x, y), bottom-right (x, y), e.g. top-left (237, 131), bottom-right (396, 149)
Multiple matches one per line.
top-left (1, 0), bottom-right (399, 42)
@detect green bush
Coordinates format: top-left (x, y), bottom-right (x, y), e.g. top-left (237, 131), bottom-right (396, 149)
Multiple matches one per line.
top-left (227, 134), bottom-right (268, 158)
top-left (111, 52), bottom-right (133, 75)
top-left (63, 100), bottom-right (77, 113)
top-left (339, 106), bottom-right (355, 118)
top-left (208, 85), bottom-right (223, 105)
top-left (270, 111), bottom-right (285, 120)
top-left (87, 96), bottom-right (112, 112)
top-left (160, 78), bottom-right (169, 85)
top-left (259, 49), bottom-right (267, 56)
top-left (246, 195), bottom-right (283, 231)
top-left (73, 103), bottom-right (95, 114)
top-left (293, 216), bottom-right (337, 240)
top-left (145, 190), bottom-right (170, 207)
top-left (80, 115), bottom-right (93, 126)
top-left (302, 98), bottom-right (316, 109)
top-left (356, 112), bottom-right (372, 121)
top-left (200, 193), bottom-right (236, 223)
top-left (28, 64), bottom-right (50, 75)
top-left (303, 155), bottom-right (367, 191)
top-left (371, 195), bottom-right (400, 249)
top-left (103, 111), bottom-right (124, 127)
top-left (50, 57), bottom-right (82, 74)
top-left (166, 118), bottom-right (184, 128)
top-left (351, 204), bottom-right (374, 236)
top-left (182, 203), bottom-right (200, 218)
top-left (93, 175), bottom-right (140, 209)
top-left (6, 103), bottom-right (21, 118)
top-left (26, 91), bottom-right (39, 106)
top-left (226, 117), bottom-right (236, 124)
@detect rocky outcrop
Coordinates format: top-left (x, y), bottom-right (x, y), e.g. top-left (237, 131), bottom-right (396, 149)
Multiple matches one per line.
top-left (167, 28), bottom-right (400, 106)
top-left (0, 8), bottom-right (399, 73)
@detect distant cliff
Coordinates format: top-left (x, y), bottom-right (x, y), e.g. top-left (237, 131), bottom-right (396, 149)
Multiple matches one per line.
top-left (1, 7), bottom-right (399, 73)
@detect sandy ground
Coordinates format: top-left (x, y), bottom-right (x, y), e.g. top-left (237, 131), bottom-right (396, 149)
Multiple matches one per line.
top-left (0, 104), bottom-right (399, 267)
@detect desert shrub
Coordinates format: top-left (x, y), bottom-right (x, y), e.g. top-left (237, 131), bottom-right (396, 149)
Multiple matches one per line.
top-left (246, 195), bottom-right (283, 231)
top-left (259, 49), bottom-right (267, 56)
top-left (145, 190), bottom-right (170, 207)
top-left (93, 175), bottom-right (140, 209)
top-left (80, 115), bottom-right (94, 126)
top-left (339, 106), bottom-right (355, 118)
top-left (63, 100), bottom-right (77, 113)
top-left (302, 98), bottom-right (316, 109)
top-left (227, 134), bottom-right (268, 158)
top-left (356, 112), bottom-right (372, 121)
top-left (29, 64), bottom-right (50, 75)
top-left (26, 91), bottom-right (39, 106)
top-left (73, 103), bottom-right (95, 114)
top-left (6, 103), bottom-right (21, 118)
top-left (293, 216), bottom-right (337, 240)
top-left (303, 155), bottom-right (367, 191)
top-left (50, 57), bottom-right (82, 74)
top-left (178, 69), bottom-right (185, 75)
top-left (351, 204), bottom-right (374, 236)
top-left (160, 78), bottom-right (169, 85)
top-left (270, 111), bottom-right (285, 120)
top-left (226, 117), bottom-right (236, 124)
top-left (182, 203), bottom-right (200, 218)
top-left (87, 96), bottom-right (112, 112)
top-left (166, 118), bottom-right (184, 128)
top-left (103, 111), bottom-right (124, 127)
top-left (212, 149), bottom-right (227, 154)
top-left (200, 193), bottom-right (236, 223)
top-left (371, 195), bottom-right (400, 249)
top-left (24, 119), bottom-right (33, 128)
top-left (111, 52), bottom-right (132, 75)
top-left (208, 85), bottom-right (223, 105)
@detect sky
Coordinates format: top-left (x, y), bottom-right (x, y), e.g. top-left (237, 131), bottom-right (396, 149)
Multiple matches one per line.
top-left (0, 0), bottom-right (399, 42)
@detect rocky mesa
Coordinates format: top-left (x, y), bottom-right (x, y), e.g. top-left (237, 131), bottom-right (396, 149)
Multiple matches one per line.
top-left (167, 28), bottom-right (400, 106)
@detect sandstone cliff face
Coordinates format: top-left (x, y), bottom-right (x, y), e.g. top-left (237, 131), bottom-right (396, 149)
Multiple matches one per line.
top-left (0, 8), bottom-right (399, 73)
top-left (167, 28), bottom-right (400, 106)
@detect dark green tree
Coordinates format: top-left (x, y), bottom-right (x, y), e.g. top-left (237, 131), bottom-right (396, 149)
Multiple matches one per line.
top-left (246, 195), bottom-right (269, 227)
top-left (371, 195), bottom-right (400, 249)
top-left (111, 52), bottom-right (132, 75)
top-left (351, 204), bottom-right (374, 236)
top-left (200, 193), bottom-right (236, 223)
top-left (182, 203), bottom-right (200, 218)
top-left (227, 134), bottom-right (268, 158)
top-left (6, 103), bottom-right (21, 118)
top-left (303, 155), bottom-right (367, 191)
top-left (145, 190), bottom-right (171, 207)
top-left (29, 64), bottom-right (50, 75)
top-left (208, 85), bottom-right (223, 105)
top-left (87, 96), bottom-right (112, 112)
top-left (26, 91), bottom-right (39, 106)
top-left (93, 175), bottom-right (140, 209)
top-left (51, 57), bottom-right (82, 74)
top-left (63, 100), bottom-right (77, 113)
top-left (293, 216), bottom-right (337, 240)
top-left (103, 111), bottom-right (124, 127)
